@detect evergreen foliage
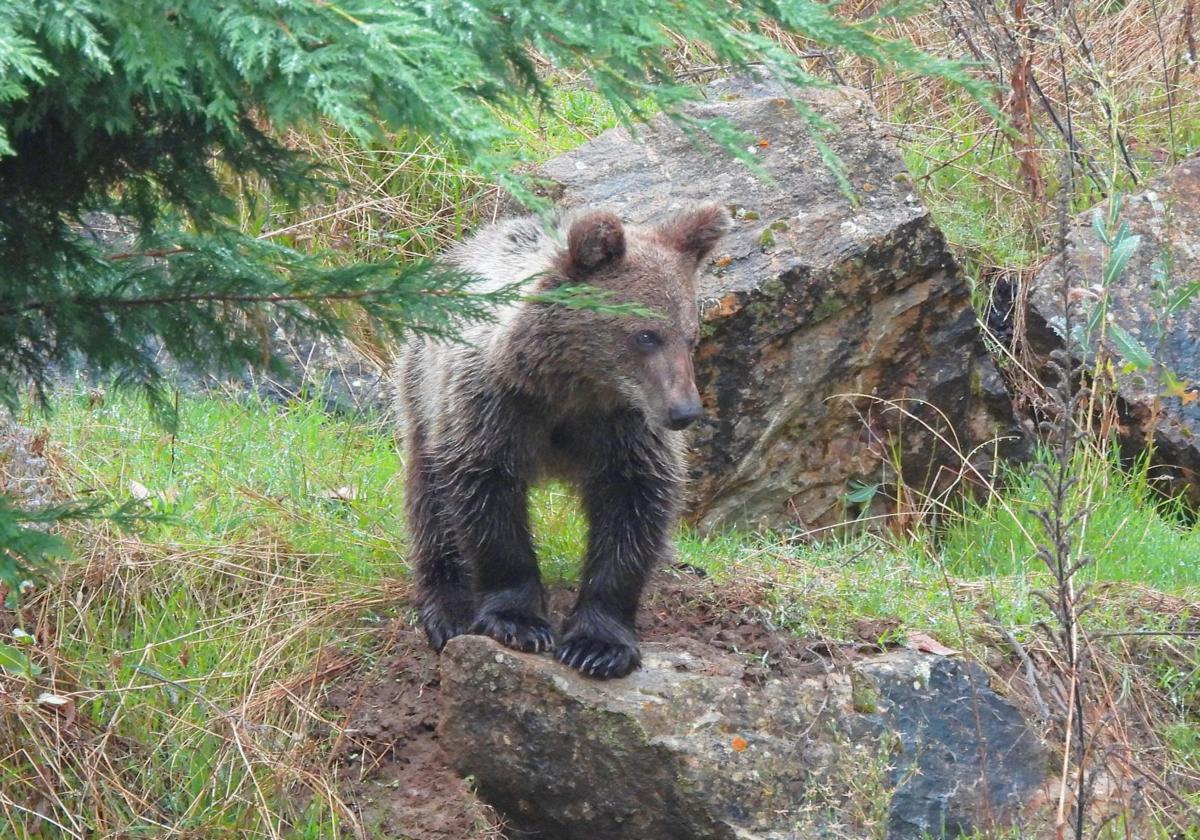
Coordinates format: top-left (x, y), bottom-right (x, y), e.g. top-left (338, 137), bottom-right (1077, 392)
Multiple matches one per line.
top-left (0, 0), bottom-right (987, 589)
top-left (0, 495), bottom-right (152, 607)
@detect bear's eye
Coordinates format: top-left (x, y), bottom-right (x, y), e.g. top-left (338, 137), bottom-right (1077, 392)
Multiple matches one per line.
top-left (635, 330), bottom-right (661, 349)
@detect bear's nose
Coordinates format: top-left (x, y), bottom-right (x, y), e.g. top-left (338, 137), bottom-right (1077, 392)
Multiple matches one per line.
top-left (666, 399), bottom-right (703, 431)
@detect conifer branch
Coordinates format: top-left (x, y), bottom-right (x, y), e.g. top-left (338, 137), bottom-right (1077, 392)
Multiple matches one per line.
top-left (0, 0), bottom-right (997, 589)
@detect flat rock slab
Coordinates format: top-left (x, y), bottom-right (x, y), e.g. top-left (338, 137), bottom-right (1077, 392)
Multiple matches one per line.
top-left (439, 635), bottom-right (1051, 840)
top-left (534, 77), bottom-right (1020, 531)
top-left (1028, 153), bottom-right (1200, 500)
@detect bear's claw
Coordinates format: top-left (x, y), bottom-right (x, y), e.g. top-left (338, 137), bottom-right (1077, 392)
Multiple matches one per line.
top-left (471, 611), bottom-right (556, 654)
top-left (421, 602), bottom-right (473, 652)
top-left (556, 636), bottom-right (641, 679)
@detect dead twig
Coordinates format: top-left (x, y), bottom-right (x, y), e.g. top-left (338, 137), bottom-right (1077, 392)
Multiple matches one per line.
top-left (985, 614), bottom-right (1053, 722)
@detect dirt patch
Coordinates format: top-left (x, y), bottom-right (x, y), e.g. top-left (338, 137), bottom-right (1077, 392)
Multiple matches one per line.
top-left (635, 565), bottom-right (849, 682)
top-left (321, 564), bottom-right (1200, 840)
top-left (321, 564), bottom-right (854, 840)
top-left (322, 626), bottom-right (506, 840)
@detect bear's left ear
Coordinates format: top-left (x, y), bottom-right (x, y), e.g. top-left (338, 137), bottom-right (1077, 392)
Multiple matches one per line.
top-left (658, 203), bottom-right (731, 262)
top-left (561, 211), bottom-right (626, 279)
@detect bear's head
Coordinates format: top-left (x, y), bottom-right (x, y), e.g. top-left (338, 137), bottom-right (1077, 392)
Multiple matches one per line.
top-left (549, 204), bottom-right (730, 431)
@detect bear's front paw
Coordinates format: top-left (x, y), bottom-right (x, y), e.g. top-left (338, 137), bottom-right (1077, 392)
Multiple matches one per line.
top-left (421, 601), bottom-right (474, 652)
top-left (556, 635), bottom-right (641, 679)
top-left (471, 611), bottom-right (556, 654)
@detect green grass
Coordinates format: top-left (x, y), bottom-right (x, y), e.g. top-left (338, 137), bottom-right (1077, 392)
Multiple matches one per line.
top-left (898, 115), bottom-right (1044, 274)
top-left (1, 391), bottom-right (414, 837)
top-left (943, 447), bottom-right (1200, 592)
top-left (48, 388), bottom-right (408, 575)
top-left (493, 87), bottom-right (651, 161)
top-left (521, 483), bottom-right (993, 646)
top-left (1, 388), bottom-right (1197, 836)
top-left (34, 387), bottom-right (1200, 626)
top-left (40, 387), bottom-right (1200, 631)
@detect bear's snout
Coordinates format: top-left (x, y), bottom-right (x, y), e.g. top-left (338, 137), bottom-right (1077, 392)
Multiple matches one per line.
top-left (666, 396), bottom-right (703, 430)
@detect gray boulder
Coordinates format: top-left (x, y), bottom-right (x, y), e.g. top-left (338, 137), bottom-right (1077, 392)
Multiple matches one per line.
top-left (439, 635), bottom-right (1051, 840)
top-left (1027, 153), bottom-right (1200, 501)
top-left (533, 77), bottom-right (1020, 531)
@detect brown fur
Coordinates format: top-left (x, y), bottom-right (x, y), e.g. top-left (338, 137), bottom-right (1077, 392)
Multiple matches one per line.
top-left (394, 204), bottom-right (729, 678)
top-left (558, 211), bottom-right (626, 278)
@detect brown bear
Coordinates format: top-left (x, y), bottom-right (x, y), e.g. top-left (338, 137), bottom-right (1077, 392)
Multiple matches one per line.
top-left (393, 203), bottom-right (729, 678)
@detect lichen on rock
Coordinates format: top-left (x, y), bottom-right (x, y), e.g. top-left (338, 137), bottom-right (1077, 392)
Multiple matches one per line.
top-left (439, 636), bottom-right (1051, 840)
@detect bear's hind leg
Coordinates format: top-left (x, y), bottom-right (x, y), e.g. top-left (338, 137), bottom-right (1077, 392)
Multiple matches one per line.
top-left (407, 441), bottom-right (474, 651)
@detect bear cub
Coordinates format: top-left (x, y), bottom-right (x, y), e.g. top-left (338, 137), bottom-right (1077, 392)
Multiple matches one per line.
top-left (394, 203), bottom-right (729, 678)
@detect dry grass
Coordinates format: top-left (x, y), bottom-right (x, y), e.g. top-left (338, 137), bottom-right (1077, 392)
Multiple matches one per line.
top-left (1004, 589), bottom-right (1200, 836)
top-left (0, 392), bottom-right (415, 838)
top-left (0, 522), bottom-right (403, 838)
top-left (248, 89), bottom-right (637, 268)
top-left (260, 129), bottom-right (493, 263)
top-left (754, 0), bottom-right (1200, 279)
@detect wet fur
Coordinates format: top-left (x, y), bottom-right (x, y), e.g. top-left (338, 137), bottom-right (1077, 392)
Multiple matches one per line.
top-left (393, 205), bottom-right (728, 678)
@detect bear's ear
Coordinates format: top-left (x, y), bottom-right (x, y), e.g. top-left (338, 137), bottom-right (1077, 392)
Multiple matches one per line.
top-left (659, 204), bottom-right (731, 262)
top-left (561, 211), bottom-right (626, 279)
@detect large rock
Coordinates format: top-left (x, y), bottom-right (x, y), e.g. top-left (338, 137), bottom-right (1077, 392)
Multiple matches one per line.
top-left (1027, 153), bottom-right (1200, 500)
top-left (439, 635), bottom-right (1051, 840)
top-left (533, 77), bottom-right (1020, 531)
